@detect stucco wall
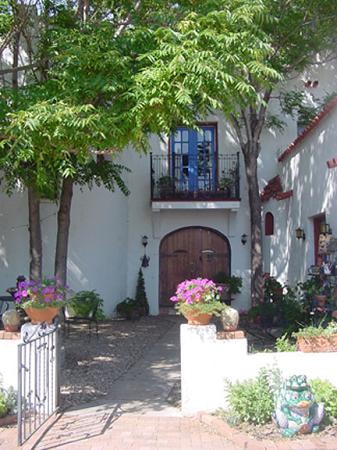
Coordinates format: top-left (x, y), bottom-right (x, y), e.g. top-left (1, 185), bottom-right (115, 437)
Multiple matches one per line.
top-left (264, 106), bottom-right (337, 285)
top-left (181, 325), bottom-right (337, 415)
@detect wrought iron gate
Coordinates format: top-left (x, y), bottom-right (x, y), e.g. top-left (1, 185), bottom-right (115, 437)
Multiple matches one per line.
top-left (17, 322), bottom-right (60, 445)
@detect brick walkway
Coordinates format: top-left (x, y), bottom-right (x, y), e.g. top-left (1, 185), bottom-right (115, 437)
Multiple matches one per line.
top-left (0, 413), bottom-right (240, 450)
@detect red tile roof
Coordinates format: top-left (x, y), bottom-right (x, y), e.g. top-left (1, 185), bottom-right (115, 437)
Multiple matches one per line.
top-left (260, 176), bottom-right (293, 202)
top-left (278, 96), bottom-right (337, 163)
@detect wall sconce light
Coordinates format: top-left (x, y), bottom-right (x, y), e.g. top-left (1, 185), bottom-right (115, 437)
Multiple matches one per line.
top-left (295, 227), bottom-right (306, 240)
top-left (141, 235), bottom-right (150, 268)
top-left (320, 223), bottom-right (332, 235)
top-left (241, 234), bottom-right (248, 245)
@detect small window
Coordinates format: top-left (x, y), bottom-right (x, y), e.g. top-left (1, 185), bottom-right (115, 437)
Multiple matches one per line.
top-left (265, 212), bottom-right (274, 236)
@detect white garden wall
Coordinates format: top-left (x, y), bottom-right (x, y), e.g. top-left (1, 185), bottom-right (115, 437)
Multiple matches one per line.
top-left (181, 325), bottom-right (337, 415)
top-left (0, 335), bottom-right (21, 390)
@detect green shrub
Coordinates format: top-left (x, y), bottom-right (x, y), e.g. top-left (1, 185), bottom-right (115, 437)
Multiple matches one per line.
top-left (309, 379), bottom-right (337, 423)
top-left (67, 290), bottom-right (105, 320)
top-left (0, 392), bottom-right (8, 418)
top-left (226, 371), bottom-right (274, 425)
top-left (116, 297), bottom-right (140, 320)
top-left (275, 334), bottom-right (296, 352)
top-left (135, 269), bottom-right (149, 316)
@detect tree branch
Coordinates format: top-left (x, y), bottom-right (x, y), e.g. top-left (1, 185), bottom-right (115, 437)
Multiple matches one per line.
top-left (0, 62), bottom-right (39, 76)
top-left (115, 0), bottom-right (142, 37)
top-left (254, 89), bottom-right (272, 148)
top-left (230, 113), bottom-right (245, 150)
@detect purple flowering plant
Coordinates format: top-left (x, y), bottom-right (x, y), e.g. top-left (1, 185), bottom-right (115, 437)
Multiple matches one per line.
top-left (14, 277), bottom-right (68, 309)
top-left (170, 278), bottom-right (224, 315)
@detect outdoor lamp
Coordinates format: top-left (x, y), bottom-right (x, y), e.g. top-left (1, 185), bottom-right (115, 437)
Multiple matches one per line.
top-left (295, 227), bottom-right (306, 240)
top-left (142, 235), bottom-right (148, 247)
top-left (241, 234), bottom-right (248, 245)
top-left (320, 223), bottom-right (332, 235)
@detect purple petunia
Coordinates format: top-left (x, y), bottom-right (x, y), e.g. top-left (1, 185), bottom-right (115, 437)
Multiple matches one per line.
top-left (13, 276), bottom-right (69, 307)
top-left (170, 277), bottom-right (221, 305)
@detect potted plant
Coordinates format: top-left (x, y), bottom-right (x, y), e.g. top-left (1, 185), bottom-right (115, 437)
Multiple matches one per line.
top-left (157, 175), bottom-right (175, 199)
top-left (212, 272), bottom-right (242, 304)
top-left (294, 322), bottom-right (337, 352)
top-left (218, 175), bottom-right (233, 197)
top-left (14, 277), bottom-right (68, 324)
top-left (116, 297), bottom-right (142, 320)
top-left (170, 277), bottom-right (224, 325)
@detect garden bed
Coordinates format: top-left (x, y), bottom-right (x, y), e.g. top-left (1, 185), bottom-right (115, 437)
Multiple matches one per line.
top-left (199, 413), bottom-right (337, 450)
top-left (217, 411), bottom-right (337, 441)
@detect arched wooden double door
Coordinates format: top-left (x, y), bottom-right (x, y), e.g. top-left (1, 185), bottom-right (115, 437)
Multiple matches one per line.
top-left (159, 227), bottom-right (230, 306)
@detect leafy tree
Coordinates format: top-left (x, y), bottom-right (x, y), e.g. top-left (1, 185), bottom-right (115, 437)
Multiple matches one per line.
top-left (133, 0), bottom-right (337, 304)
top-left (1, 0), bottom-right (337, 306)
top-left (0, 0), bottom-right (199, 283)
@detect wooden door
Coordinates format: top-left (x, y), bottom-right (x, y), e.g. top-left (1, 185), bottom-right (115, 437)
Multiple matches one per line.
top-left (159, 227), bottom-right (230, 306)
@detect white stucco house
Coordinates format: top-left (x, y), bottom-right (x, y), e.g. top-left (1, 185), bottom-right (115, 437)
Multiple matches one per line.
top-left (262, 94), bottom-right (337, 286)
top-left (1, 61), bottom-right (337, 316)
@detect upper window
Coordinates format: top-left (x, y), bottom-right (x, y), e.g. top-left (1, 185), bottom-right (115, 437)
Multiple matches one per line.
top-left (170, 125), bottom-right (216, 192)
top-left (265, 212), bottom-right (274, 236)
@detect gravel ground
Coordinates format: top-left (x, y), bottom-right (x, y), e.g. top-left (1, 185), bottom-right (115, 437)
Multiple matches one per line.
top-left (60, 316), bottom-right (178, 410)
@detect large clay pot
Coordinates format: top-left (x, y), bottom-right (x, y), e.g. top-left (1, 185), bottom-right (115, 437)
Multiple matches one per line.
top-left (183, 311), bottom-right (212, 325)
top-left (24, 307), bottom-right (60, 325)
top-left (296, 335), bottom-right (337, 352)
top-left (221, 306), bottom-right (239, 331)
top-left (2, 310), bottom-right (21, 332)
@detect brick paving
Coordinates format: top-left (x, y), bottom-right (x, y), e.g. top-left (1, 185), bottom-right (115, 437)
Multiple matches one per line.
top-left (0, 414), bottom-right (241, 449)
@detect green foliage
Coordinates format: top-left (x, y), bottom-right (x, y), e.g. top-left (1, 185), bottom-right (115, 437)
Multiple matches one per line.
top-left (310, 379), bottom-right (337, 424)
top-left (225, 370), bottom-right (276, 425)
top-left (67, 290), bottom-right (105, 321)
top-left (264, 277), bottom-right (283, 302)
top-left (293, 321), bottom-right (337, 339)
top-left (213, 273), bottom-right (242, 295)
top-left (135, 268), bottom-right (149, 316)
top-left (177, 300), bottom-right (224, 316)
top-left (275, 334), bottom-right (296, 352)
top-left (0, 381), bottom-right (17, 418)
top-left (0, 0), bottom-right (12, 36)
top-left (116, 297), bottom-right (140, 320)
top-left (0, 392), bottom-right (7, 418)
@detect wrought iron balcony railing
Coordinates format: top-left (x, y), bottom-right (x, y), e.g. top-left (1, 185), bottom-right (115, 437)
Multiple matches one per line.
top-left (150, 153), bottom-right (240, 201)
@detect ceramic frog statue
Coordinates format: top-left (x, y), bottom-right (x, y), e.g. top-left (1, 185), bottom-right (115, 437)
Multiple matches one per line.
top-left (274, 375), bottom-right (324, 437)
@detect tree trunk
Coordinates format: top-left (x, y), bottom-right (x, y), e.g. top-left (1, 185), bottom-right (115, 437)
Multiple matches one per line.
top-left (54, 178), bottom-right (73, 285)
top-left (243, 143), bottom-right (264, 306)
top-left (28, 187), bottom-right (42, 280)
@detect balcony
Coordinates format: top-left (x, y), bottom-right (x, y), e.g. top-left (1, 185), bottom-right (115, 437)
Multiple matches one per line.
top-left (150, 153), bottom-right (241, 211)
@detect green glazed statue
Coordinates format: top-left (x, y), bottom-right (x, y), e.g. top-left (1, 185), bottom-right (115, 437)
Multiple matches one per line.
top-left (274, 375), bottom-right (324, 437)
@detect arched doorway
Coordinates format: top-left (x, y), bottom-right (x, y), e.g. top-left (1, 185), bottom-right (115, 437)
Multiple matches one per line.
top-left (159, 227), bottom-right (230, 306)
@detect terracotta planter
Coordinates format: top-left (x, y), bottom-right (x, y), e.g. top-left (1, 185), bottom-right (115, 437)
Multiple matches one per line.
top-left (24, 306), bottom-right (60, 325)
top-left (183, 311), bottom-right (212, 325)
top-left (296, 334), bottom-right (337, 352)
